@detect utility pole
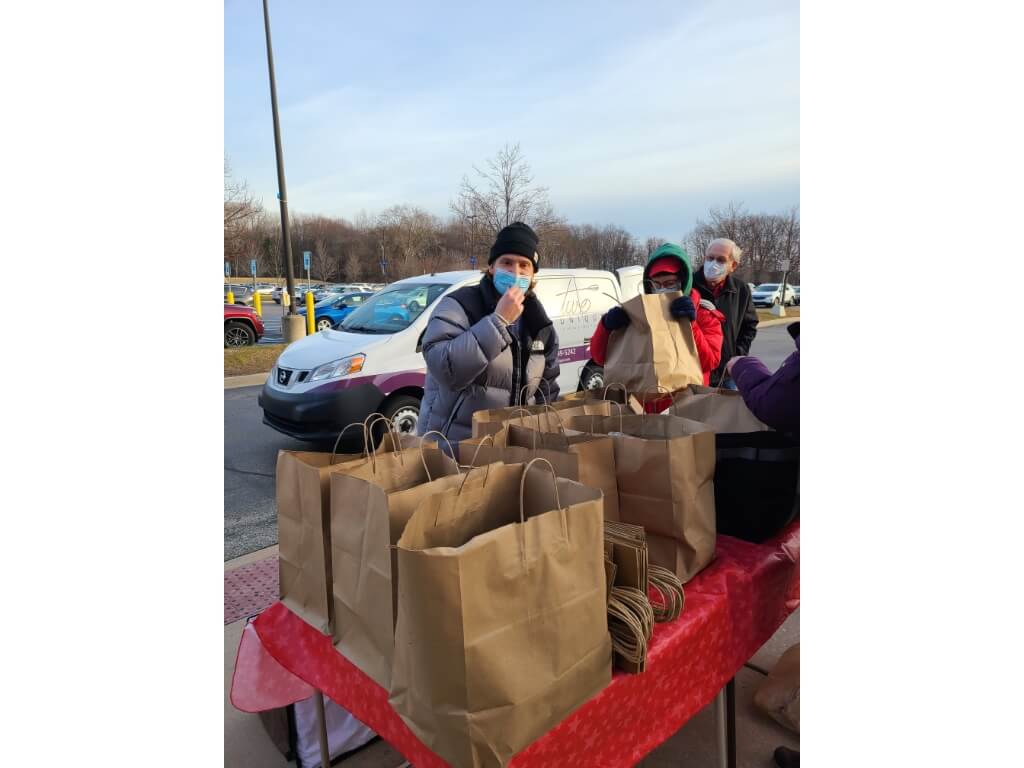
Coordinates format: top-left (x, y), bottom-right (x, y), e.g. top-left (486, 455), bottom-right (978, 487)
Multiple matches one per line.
top-left (466, 213), bottom-right (478, 269)
top-left (262, 0), bottom-right (304, 341)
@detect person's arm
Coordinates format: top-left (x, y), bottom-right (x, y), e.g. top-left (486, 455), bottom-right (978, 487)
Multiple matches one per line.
top-left (730, 350), bottom-right (800, 432)
top-left (735, 287), bottom-right (759, 357)
top-left (690, 293), bottom-right (725, 375)
top-left (421, 297), bottom-right (512, 391)
top-left (589, 317), bottom-right (611, 366)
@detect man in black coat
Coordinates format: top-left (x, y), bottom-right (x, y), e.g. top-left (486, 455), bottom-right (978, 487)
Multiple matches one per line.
top-left (692, 237), bottom-right (759, 388)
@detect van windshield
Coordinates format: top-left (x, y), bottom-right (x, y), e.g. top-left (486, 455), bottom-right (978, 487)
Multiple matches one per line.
top-left (339, 283), bottom-right (449, 334)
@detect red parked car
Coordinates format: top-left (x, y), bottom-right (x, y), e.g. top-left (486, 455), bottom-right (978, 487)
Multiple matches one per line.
top-left (224, 303), bottom-right (265, 347)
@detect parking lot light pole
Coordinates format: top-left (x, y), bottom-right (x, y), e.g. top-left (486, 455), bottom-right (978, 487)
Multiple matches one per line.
top-left (262, 0), bottom-right (305, 341)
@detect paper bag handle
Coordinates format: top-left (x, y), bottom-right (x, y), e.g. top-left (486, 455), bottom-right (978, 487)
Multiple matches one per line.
top-left (508, 407), bottom-right (536, 427)
top-left (462, 433), bottom-right (495, 469)
top-left (602, 382), bottom-right (629, 401)
top-left (418, 430), bottom-right (460, 480)
top-left (329, 421), bottom-right (368, 465)
top-left (519, 378), bottom-right (548, 407)
top-left (519, 458), bottom-right (563, 525)
top-left (538, 404), bottom-right (566, 434)
top-left (364, 414), bottom-right (405, 466)
top-left (457, 457), bottom-right (493, 494)
top-left (520, 376), bottom-right (552, 407)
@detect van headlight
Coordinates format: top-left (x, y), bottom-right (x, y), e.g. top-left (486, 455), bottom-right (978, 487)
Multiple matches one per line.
top-left (309, 353), bottom-right (366, 381)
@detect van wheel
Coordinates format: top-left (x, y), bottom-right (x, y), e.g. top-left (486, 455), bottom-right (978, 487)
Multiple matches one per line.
top-left (375, 395), bottom-right (421, 444)
top-left (578, 362), bottom-right (605, 392)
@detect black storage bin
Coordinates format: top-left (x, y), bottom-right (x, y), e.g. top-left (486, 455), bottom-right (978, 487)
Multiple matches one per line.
top-left (714, 431), bottom-right (799, 543)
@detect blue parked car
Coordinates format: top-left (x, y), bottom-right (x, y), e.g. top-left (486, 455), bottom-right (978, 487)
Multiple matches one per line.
top-left (298, 292), bottom-right (373, 331)
top-left (369, 285), bottom-right (434, 327)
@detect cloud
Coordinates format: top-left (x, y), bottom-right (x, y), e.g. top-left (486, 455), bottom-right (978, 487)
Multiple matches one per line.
top-left (227, 0), bottom-right (799, 237)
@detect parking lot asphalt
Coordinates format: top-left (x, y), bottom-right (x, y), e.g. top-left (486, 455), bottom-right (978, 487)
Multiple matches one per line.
top-left (254, 302), bottom-right (285, 344)
top-left (224, 323), bottom-right (799, 560)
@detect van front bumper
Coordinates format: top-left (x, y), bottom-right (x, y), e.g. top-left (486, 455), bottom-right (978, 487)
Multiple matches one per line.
top-left (258, 381), bottom-right (385, 443)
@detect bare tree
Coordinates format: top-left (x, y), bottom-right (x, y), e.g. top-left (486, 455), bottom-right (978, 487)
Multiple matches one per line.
top-left (644, 237), bottom-right (663, 257)
top-left (224, 159), bottom-right (263, 274)
top-left (312, 237), bottom-right (337, 282)
top-left (341, 248), bottom-right (362, 282)
top-left (451, 143), bottom-right (561, 240)
top-left (263, 232), bottom-right (282, 278)
top-left (684, 202), bottom-right (801, 284)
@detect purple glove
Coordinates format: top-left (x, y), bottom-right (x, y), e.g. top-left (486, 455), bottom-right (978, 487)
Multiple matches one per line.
top-left (670, 295), bottom-right (696, 321)
top-left (602, 306), bottom-right (630, 331)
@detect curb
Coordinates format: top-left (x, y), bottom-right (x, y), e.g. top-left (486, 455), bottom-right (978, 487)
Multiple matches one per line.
top-left (225, 544), bottom-right (279, 572)
top-left (225, 372), bottom-right (269, 390)
top-left (756, 318), bottom-right (799, 329)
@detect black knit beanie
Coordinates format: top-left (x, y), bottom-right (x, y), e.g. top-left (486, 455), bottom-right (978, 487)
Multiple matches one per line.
top-left (488, 222), bottom-right (540, 271)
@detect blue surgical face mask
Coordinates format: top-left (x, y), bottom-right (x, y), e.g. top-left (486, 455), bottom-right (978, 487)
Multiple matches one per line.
top-left (493, 268), bottom-right (531, 295)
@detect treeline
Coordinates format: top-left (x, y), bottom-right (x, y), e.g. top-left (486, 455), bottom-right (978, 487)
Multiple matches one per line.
top-left (224, 147), bottom-right (800, 286)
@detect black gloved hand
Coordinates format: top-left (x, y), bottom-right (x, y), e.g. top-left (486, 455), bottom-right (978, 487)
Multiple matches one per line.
top-left (602, 306), bottom-right (630, 331)
top-left (669, 295), bottom-right (697, 321)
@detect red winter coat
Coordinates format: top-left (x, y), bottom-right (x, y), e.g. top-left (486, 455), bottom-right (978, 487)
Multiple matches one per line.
top-left (589, 289), bottom-right (725, 412)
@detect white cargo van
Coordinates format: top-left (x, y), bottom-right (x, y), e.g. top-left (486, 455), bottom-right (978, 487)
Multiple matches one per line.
top-left (259, 266), bottom-right (643, 442)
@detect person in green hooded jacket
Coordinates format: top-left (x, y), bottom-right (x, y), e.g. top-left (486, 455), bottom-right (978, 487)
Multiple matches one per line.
top-left (587, 242), bottom-right (725, 411)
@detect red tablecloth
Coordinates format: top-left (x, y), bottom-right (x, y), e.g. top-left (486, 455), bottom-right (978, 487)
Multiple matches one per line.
top-left (234, 521), bottom-right (799, 767)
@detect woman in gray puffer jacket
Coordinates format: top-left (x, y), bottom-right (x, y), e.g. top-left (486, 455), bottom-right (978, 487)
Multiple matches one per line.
top-left (417, 222), bottom-right (560, 447)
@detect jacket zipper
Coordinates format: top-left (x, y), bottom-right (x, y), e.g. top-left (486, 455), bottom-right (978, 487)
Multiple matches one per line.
top-left (441, 392), bottom-right (467, 437)
top-left (509, 335), bottom-right (521, 406)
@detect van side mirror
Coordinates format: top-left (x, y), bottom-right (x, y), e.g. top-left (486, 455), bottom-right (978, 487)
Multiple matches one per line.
top-left (416, 328), bottom-right (426, 353)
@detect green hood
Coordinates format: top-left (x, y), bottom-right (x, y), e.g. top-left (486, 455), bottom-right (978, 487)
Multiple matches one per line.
top-left (642, 243), bottom-right (693, 295)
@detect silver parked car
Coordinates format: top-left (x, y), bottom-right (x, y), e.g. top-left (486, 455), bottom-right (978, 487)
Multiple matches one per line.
top-left (224, 284), bottom-right (256, 306)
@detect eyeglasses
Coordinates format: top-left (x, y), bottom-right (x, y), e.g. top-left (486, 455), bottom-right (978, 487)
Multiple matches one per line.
top-left (705, 254), bottom-right (729, 264)
top-left (645, 278), bottom-right (682, 291)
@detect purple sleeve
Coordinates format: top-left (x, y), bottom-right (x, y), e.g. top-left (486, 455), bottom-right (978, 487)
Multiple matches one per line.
top-left (731, 350), bottom-right (800, 433)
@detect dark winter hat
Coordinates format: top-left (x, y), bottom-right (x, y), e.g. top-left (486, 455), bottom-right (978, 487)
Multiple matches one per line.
top-left (488, 222), bottom-right (540, 271)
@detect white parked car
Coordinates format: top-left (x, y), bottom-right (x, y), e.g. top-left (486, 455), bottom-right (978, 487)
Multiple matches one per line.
top-left (751, 283), bottom-right (797, 308)
top-left (259, 267), bottom-right (644, 442)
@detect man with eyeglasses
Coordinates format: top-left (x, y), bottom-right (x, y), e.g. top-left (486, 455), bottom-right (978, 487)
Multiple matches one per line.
top-left (692, 238), bottom-right (758, 389)
top-left (588, 242), bottom-right (724, 411)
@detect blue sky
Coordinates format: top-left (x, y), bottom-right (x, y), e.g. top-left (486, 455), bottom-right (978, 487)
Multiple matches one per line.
top-left (225, 0), bottom-right (798, 242)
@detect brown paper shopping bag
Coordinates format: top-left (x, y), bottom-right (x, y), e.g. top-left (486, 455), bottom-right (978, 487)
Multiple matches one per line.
top-left (276, 420), bottom-right (384, 634)
top-left (461, 419), bottom-right (621, 521)
top-left (389, 460), bottom-right (612, 768)
top-left (561, 383), bottom-right (645, 415)
top-left (669, 385), bottom-right (771, 432)
top-left (276, 415), bottom-right (431, 634)
top-left (330, 434), bottom-right (490, 688)
top-left (603, 292), bottom-right (704, 397)
top-left (564, 411), bottom-right (717, 582)
top-left (470, 398), bottom-right (614, 438)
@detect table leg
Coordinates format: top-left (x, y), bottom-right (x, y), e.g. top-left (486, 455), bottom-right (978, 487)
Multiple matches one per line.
top-left (726, 677), bottom-right (737, 768)
top-left (714, 678), bottom-right (738, 768)
top-left (714, 687), bottom-right (728, 768)
top-left (315, 690), bottom-right (331, 768)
